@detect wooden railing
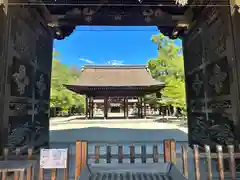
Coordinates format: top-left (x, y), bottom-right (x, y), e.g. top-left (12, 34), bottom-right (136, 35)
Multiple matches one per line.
top-left (0, 140), bottom-right (240, 180)
top-left (74, 139), bottom-right (180, 178)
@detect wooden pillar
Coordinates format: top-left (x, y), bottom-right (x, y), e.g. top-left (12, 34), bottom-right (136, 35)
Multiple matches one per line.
top-left (140, 97), bottom-right (143, 118)
top-left (123, 98), bottom-right (126, 118)
top-left (144, 98), bottom-right (146, 118)
top-left (90, 97), bottom-right (94, 119)
top-left (85, 96), bottom-right (89, 119)
top-left (104, 97), bottom-right (108, 119)
top-left (137, 97), bottom-right (140, 118)
top-left (126, 97), bottom-right (129, 119)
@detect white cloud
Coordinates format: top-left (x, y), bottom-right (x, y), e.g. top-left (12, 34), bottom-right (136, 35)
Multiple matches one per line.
top-left (105, 60), bottom-right (124, 65)
top-left (79, 58), bottom-right (94, 64)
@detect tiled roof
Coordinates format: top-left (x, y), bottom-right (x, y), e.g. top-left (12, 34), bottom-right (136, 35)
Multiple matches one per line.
top-left (70, 65), bottom-right (164, 87)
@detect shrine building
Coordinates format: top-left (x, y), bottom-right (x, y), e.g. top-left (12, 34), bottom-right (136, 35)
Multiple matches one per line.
top-left (64, 65), bottom-right (164, 119)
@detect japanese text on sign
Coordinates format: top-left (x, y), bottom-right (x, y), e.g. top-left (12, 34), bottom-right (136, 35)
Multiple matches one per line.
top-left (40, 149), bottom-right (68, 169)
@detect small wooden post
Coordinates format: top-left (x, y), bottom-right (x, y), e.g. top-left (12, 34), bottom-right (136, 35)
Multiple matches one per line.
top-left (51, 169), bottom-right (57, 180)
top-left (193, 145), bottom-right (200, 180)
top-left (27, 148), bottom-right (33, 180)
top-left (170, 139), bottom-right (176, 164)
top-left (95, 145), bottom-right (100, 164)
top-left (216, 145), bottom-right (224, 180)
top-left (19, 171), bottom-right (24, 180)
top-left (141, 145), bottom-right (146, 164)
top-left (81, 141), bottom-right (87, 169)
top-left (181, 146), bottom-right (188, 178)
top-left (2, 148), bottom-right (8, 180)
top-left (64, 148), bottom-right (69, 180)
top-left (14, 148), bottom-right (21, 180)
top-left (118, 146), bottom-right (123, 164)
top-left (228, 145), bottom-right (236, 180)
top-left (130, 145), bottom-right (135, 164)
top-left (153, 145), bottom-right (158, 163)
top-left (163, 139), bottom-right (171, 162)
top-left (39, 148), bottom-right (44, 180)
top-left (106, 146), bottom-right (111, 163)
top-left (204, 145), bottom-right (212, 180)
top-left (75, 140), bottom-right (82, 180)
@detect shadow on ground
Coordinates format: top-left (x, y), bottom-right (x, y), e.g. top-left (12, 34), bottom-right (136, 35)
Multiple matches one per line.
top-left (50, 127), bottom-right (188, 143)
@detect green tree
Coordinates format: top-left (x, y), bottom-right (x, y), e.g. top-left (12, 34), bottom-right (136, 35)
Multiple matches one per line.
top-left (50, 51), bottom-right (85, 113)
top-left (148, 34), bottom-right (186, 112)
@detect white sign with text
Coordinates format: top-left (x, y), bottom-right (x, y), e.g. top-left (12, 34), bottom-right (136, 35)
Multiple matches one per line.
top-left (40, 148), bottom-right (68, 169)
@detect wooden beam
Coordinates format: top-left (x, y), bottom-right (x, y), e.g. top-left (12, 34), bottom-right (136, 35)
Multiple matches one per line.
top-left (48, 6), bottom-right (188, 27)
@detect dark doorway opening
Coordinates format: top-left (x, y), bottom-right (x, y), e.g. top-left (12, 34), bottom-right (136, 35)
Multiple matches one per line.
top-left (111, 107), bottom-right (121, 113)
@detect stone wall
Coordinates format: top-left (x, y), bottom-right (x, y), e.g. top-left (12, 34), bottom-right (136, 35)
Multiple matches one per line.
top-left (183, 3), bottom-right (240, 148)
top-left (0, 6), bottom-right (53, 153)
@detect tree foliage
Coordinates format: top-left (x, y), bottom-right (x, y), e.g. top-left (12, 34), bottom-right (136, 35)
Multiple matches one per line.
top-left (50, 51), bottom-right (85, 112)
top-left (148, 34), bottom-right (186, 111)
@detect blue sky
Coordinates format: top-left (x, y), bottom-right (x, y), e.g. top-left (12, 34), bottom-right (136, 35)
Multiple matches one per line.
top-left (54, 26), bottom-right (182, 67)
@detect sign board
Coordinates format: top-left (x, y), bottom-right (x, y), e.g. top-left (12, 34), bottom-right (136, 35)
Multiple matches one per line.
top-left (40, 148), bottom-right (68, 169)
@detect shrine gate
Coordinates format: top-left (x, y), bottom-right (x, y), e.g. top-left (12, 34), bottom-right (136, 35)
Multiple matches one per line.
top-left (0, 0), bottom-right (240, 154)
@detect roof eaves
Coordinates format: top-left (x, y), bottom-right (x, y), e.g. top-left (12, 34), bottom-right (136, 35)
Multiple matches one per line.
top-left (83, 64), bottom-right (147, 69)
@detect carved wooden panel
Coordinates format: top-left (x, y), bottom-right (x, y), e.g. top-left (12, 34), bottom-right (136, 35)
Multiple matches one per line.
top-left (35, 71), bottom-right (50, 100)
top-left (188, 112), bottom-right (208, 146)
top-left (10, 56), bottom-right (33, 98)
top-left (8, 115), bottom-right (32, 153)
top-left (206, 57), bottom-right (231, 97)
top-left (32, 113), bottom-right (49, 151)
top-left (186, 70), bottom-right (205, 100)
top-left (6, 6), bottom-right (53, 152)
top-left (184, 4), bottom-right (236, 149)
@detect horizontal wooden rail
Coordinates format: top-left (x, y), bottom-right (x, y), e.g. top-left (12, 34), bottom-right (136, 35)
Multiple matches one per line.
top-left (88, 153), bottom-right (182, 159)
top-left (90, 140), bottom-right (178, 164)
top-left (76, 140), bottom-right (188, 144)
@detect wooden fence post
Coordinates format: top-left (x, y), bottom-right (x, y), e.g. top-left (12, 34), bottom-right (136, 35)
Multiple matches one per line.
top-left (216, 145), bottom-right (224, 180)
top-left (141, 145), bottom-right (146, 164)
top-left (39, 149), bottom-right (44, 180)
top-left (163, 139), bottom-right (171, 162)
top-left (14, 148), bottom-right (21, 180)
top-left (181, 146), bottom-right (188, 178)
top-left (153, 145), bottom-right (158, 163)
top-left (130, 145), bottom-right (135, 164)
top-left (118, 146), bottom-right (123, 164)
top-left (95, 145), bottom-right (100, 164)
top-left (228, 145), bottom-right (236, 180)
top-left (64, 147), bottom-right (69, 180)
top-left (27, 148), bottom-right (33, 180)
top-left (75, 140), bottom-right (82, 180)
top-left (106, 146), bottom-right (111, 163)
top-left (81, 141), bottom-right (88, 169)
top-left (51, 169), bottom-right (57, 180)
top-left (193, 145), bottom-right (200, 180)
top-left (170, 139), bottom-right (176, 164)
top-left (2, 148), bottom-right (8, 180)
top-left (204, 145), bottom-right (212, 180)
